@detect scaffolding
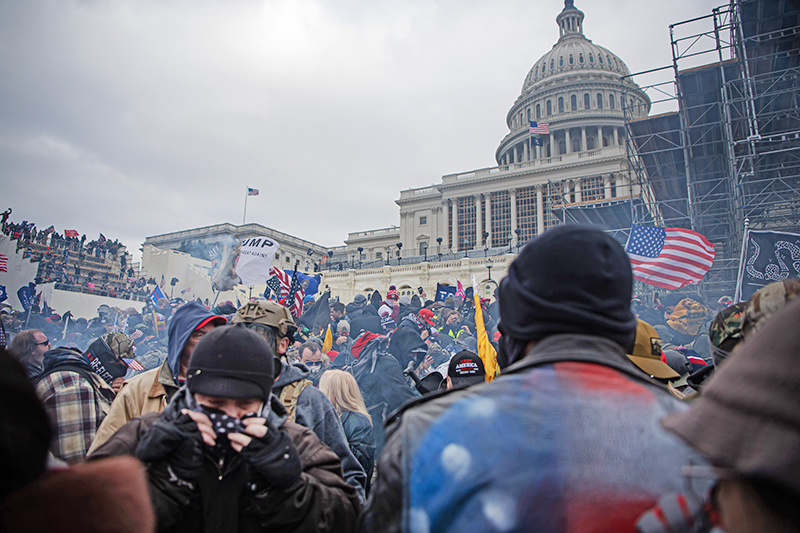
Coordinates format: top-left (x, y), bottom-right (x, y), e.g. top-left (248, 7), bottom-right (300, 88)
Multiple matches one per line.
top-left (622, 0), bottom-right (800, 300)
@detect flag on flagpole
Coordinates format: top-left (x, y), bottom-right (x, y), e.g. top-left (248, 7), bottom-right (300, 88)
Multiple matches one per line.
top-left (624, 224), bottom-right (716, 290)
top-left (472, 276), bottom-right (499, 381)
top-left (455, 280), bottom-right (465, 300)
top-left (159, 274), bottom-right (166, 289)
top-left (149, 285), bottom-right (167, 306)
top-left (268, 266), bottom-right (304, 317)
top-left (247, 188), bottom-right (260, 196)
top-left (529, 121), bottom-right (550, 134)
top-left (0, 254), bottom-right (7, 273)
top-left (98, 233), bottom-right (107, 244)
top-left (64, 229), bottom-right (79, 238)
top-left (321, 326), bottom-right (333, 353)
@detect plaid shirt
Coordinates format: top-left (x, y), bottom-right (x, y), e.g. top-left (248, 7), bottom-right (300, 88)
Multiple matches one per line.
top-left (36, 370), bottom-right (112, 464)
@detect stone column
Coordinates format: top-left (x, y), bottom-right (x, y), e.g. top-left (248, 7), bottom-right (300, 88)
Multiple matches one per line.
top-left (549, 132), bottom-right (555, 156)
top-left (440, 202), bottom-right (449, 249)
top-left (604, 174), bottom-right (613, 199)
top-left (581, 127), bottom-right (587, 152)
top-left (475, 194), bottom-right (482, 250)
top-left (406, 211), bottom-right (414, 250)
top-left (613, 127), bottom-right (619, 146)
top-left (536, 144), bottom-right (542, 159)
top-left (452, 199), bottom-right (459, 251)
top-left (513, 145), bottom-right (518, 164)
top-left (597, 126), bottom-right (603, 148)
top-left (574, 179), bottom-right (582, 203)
top-left (485, 193), bottom-right (492, 246)
top-left (565, 129), bottom-right (572, 154)
top-left (535, 185), bottom-right (544, 235)
top-left (509, 188), bottom-right (518, 245)
top-left (524, 139), bottom-right (530, 161)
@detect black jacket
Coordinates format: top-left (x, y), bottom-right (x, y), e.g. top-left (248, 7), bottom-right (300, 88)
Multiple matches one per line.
top-left (340, 411), bottom-right (375, 492)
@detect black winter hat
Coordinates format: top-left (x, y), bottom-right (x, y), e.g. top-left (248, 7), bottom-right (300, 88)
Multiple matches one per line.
top-left (498, 225), bottom-right (636, 363)
top-left (187, 326), bottom-right (274, 400)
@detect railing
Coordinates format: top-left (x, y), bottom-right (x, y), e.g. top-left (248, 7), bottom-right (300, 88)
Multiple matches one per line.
top-left (324, 246), bottom-right (518, 272)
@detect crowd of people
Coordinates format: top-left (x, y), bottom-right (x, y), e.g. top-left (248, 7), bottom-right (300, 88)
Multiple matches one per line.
top-left (1, 224), bottom-right (799, 532)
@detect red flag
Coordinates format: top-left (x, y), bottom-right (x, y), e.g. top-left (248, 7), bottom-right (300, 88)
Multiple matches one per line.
top-left (64, 229), bottom-right (79, 237)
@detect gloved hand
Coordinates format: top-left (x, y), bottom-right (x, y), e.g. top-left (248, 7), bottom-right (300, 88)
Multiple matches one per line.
top-left (233, 418), bottom-right (302, 491)
top-left (136, 411), bottom-right (204, 481)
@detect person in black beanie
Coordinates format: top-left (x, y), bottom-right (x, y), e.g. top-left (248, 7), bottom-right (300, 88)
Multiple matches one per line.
top-left (497, 224), bottom-right (637, 366)
top-left (97, 326), bottom-right (360, 533)
top-left (361, 225), bottom-right (703, 532)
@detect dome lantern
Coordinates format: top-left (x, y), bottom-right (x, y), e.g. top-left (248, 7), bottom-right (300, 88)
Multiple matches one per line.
top-left (556, 0), bottom-right (585, 39)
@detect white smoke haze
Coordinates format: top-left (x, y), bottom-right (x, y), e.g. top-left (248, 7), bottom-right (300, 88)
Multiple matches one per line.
top-left (0, 0), bottom-right (720, 261)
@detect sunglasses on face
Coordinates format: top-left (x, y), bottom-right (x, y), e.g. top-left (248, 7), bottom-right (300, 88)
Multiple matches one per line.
top-left (36, 339), bottom-right (51, 347)
top-left (304, 360), bottom-right (322, 367)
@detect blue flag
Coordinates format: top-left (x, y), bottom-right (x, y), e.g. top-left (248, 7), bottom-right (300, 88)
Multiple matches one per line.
top-left (149, 285), bottom-right (167, 306)
top-left (434, 283), bottom-right (457, 303)
top-left (17, 284), bottom-right (36, 311)
top-left (0, 285), bottom-right (7, 303)
top-left (285, 271), bottom-right (322, 296)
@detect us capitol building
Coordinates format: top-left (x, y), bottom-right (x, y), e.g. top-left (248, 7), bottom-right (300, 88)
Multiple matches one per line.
top-left (323, 0), bottom-right (652, 299)
top-left (141, 0), bottom-right (653, 302)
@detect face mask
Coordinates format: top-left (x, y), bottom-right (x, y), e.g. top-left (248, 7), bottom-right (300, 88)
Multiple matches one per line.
top-left (195, 404), bottom-right (260, 456)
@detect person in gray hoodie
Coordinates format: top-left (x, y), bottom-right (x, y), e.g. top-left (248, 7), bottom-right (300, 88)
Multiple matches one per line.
top-left (232, 300), bottom-right (368, 503)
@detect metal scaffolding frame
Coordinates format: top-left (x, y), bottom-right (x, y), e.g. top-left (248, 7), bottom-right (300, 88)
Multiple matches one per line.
top-left (620, 0), bottom-right (800, 300)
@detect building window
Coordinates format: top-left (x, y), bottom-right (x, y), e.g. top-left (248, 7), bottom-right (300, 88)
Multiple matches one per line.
top-left (610, 176), bottom-right (617, 197)
top-left (599, 55), bottom-right (604, 64)
top-left (376, 251), bottom-right (382, 259)
top-left (620, 95), bottom-right (626, 109)
top-left (546, 100), bottom-right (552, 115)
top-left (579, 53), bottom-right (584, 63)
top-left (419, 216), bottom-right (427, 225)
top-left (448, 202), bottom-right (453, 249)
top-left (572, 136), bottom-right (581, 152)
top-left (275, 252), bottom-right (280, 260)
top-left (527, 108), bottom-right (531, 121)
top-left (457, 196), bottom-right (476, 251)
top-left (603, 135), bottom-right (609, 147)
top-left (584, 93), bottom-right (590, 109)
top-left (544, 182), bottom-right (563, 230)
top-left (490, 191), bottom-right (511, 247)
top-left (419, 242), bottom-right (428, 256)
top-left (581, 176), bottom-right (604, 202)
top-left (559, 57), bottom-right (564, 67)
top-left (535, 67), bottom-right (539, 78)
top-left (569, 182), bottom-right (576, 203)
top-left (519, 112), bottom-right (524, 125)
top-left (285, 256), bottom-right (290, 263)
top-left (597, 93), bottom-right (603, 109)
top-left (589, 53), bottom-right (594, 63)
top-left (481, 199), bottom-right (487, 245)
top-left (571, 94), bottom-right (577, 111)
top-left (569, 54), bottom-right (574, 65)
top-left (559, 139), bottom-right (566, 155)
top-left (536, 104), bottom-right (541, 119)
top-left (550, 59), bottom-right (555, 70)
top-left (609, 93), bottom-right (615, 109)
top-left (558, 97), bottom-right (564, 113)
top-left (587, 136), bottom-right (595, 150)
top-left (516, 186), bottom-right (537, 243)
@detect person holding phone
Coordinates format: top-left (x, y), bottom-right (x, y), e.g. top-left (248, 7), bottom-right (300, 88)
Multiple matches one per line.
top-left (131, 326), bottom-right (360, 532)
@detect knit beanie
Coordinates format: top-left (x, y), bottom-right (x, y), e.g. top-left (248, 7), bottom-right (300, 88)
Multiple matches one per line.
top-left (498, 225), bottom-right (636, 364)
top-left (187, 326), bottom-right (274, 400)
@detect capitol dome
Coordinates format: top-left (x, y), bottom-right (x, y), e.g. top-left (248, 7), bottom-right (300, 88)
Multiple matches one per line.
top-left (496, 0), bottom-right (650, 165)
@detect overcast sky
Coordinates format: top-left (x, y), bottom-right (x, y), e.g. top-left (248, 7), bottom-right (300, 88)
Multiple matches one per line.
top-left (0, 0), bottom-right (721, 261)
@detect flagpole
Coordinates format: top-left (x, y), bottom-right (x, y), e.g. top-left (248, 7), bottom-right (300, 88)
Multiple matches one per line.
top-left (734, 218), bottom-right (750, 303)
top-left (243, 187), bottom-right (249, 225)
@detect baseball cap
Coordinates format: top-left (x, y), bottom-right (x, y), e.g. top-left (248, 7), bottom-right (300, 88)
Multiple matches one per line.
top-left (448, 350), bottom-right (485, 379)
top-left (353, 294), bottom-right (367, 304)
top-left (626, 319), bottom-right (680, 379)
top-left (418, 309), bottom-right (435, 326)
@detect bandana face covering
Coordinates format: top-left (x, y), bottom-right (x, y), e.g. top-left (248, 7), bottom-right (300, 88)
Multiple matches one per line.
top-left (194, 404), bottom-right (261, 460)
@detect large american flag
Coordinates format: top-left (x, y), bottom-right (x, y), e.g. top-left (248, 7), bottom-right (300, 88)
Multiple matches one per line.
top-left (529, 121), bottom-right (550, 134)
top-left (0, 254), bottom-right (7, 273)
top-left (268, 266), bottom-right (304, 317)
top-left (625, 224), bottom-right (715, 290)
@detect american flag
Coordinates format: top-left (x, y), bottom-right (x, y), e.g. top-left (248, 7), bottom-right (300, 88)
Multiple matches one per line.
top-left (123, 358), bottom-right (145, 371)
top-left (0, 254), bottom-right (7, 273)
top-left (625, 224), bottom-right (716, 290)
top-left (160, 274), bottom-right (166, 288)
top-left (247, 187), bottom-right (260, 196)
top-left (268, 266), bottom-right (304, 317)
top-left (529, 121), bottom-right (550, 134)
top-left (265, 275), bottom-right (282, 296)
top-left (98, 233), bottom-right (107, 244)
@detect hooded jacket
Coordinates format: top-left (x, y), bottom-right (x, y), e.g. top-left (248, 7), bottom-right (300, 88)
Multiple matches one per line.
top-left (274, 361), bottom-right (367, 503)
top-left (87, 303), bottom-right (224, 454)
top-left (90, 391), bottom-right (361, 533)
top-left (35, 348), bottom-right (115, 463)
top-left (349, 304), bottom-right (383, 336)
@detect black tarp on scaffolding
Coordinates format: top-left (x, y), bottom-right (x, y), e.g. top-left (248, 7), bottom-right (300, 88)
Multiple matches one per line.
top-left (557, 198), bottom-right (652, 244)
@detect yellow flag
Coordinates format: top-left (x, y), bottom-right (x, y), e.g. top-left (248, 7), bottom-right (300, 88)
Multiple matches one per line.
top-left (321, 325), bottom-right (333, 353)
top-left (472, 276), bottom-right (500, 381)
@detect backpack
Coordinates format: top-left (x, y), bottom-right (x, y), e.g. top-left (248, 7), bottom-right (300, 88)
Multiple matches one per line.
top-left (278, 378), bottom-right (312, 423)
